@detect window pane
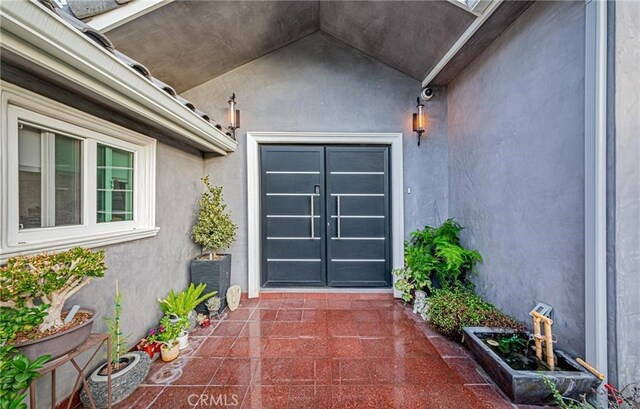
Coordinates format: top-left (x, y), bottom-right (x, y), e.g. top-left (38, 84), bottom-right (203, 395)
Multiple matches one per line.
top-left (97, 144), bottom-right (134, 223)
top-left (18, 124), bottom-right (82, 229)
top-left (55, 135), bottom-right (82, 226)
top-left (18, 124), bottom-right (42, 229)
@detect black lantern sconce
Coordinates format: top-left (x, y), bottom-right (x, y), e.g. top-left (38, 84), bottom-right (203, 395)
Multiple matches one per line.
top-left (413, 88), bottom-right (433, 146)
top-left (413, 97), bottom-right (426, 146)
top-left (227, 93), bottom-right (240, 139)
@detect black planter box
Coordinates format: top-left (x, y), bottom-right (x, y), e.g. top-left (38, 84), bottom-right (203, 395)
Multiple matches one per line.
top-left (463, 327), bottom-right (600, 405)
top-left (190, 253), bottom-right (231, 314)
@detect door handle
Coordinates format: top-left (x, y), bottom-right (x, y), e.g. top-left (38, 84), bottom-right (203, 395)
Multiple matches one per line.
top-left (337, 195), bottom-right (341, 239)
top-left (310, 195), bottom-right (315, 239)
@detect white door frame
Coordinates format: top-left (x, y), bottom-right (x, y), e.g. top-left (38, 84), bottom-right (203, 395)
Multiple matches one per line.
top-left (246, 132), bottom-right (404, 298)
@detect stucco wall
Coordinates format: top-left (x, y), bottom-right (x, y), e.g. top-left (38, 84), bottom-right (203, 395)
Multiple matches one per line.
top-left (39, 142), bottom-right (203, 407)
top-left (446, 1), bottom-right (586, 355)
top-left (183, 32), bottom-right (449, 290)
top-left (610, 0), bottom-right (640, 386)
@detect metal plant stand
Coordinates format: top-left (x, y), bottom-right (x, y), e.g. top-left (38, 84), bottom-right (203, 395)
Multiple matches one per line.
top-left (29, 333), bottom-right (112, 409)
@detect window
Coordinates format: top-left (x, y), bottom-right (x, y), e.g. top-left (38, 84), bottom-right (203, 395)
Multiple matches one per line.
top-left (1, 84), bottom-right (157, 261)
top-left (97, 144), bottom-right (134, 223)
top-left (18, 123), bottom-right (83, 230)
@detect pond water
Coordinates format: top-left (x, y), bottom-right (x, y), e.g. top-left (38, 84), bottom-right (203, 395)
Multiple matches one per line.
top-left (479, 333), bottom-right (579, 372)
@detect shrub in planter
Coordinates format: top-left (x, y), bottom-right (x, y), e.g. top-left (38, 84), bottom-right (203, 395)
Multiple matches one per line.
top-left (190, 176), bottom-right (237, 314)
top-left (394, 219), bottom-right (482, 302)
top-left (192, 176), bottom-right (237, 260)
top-left (0, 305), bottom-right (51, 409)
top-left (81, 283), bottom-right (150, 408)
top-left (425, 287), bottom-right (522, 341)
top-left (0, 248), bottom-right (106, 359)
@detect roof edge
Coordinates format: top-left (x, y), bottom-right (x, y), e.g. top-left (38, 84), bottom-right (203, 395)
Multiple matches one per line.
top-left (0, 0), bottom-right (237, 154)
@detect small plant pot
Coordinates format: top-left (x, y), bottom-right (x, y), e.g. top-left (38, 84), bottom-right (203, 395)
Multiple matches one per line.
top-left (160, 343), bottom-right (180, 362)
top-left (177, 331), bottom-right (189, 350)
top-left (80, 351), bottom-right (151, 408)
top-left (142, 344), bottom-right (156, 359)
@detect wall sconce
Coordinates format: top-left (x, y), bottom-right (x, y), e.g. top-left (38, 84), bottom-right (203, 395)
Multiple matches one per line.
top-left (413, 97), bottom-right (426, 146)
top-left (227, 93), bottom-right (240, 140)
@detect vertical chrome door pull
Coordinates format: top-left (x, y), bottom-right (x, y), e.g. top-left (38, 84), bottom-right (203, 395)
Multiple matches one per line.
top-left (310, 194), bottom-right (315, 239)
top-left (337, 195), bottom-right (341, 239)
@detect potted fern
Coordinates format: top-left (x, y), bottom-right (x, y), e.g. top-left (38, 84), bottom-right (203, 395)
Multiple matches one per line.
top-left (394, 219), bottom-right (482, 303)
top-left (158, 283), bottom-right (216, 349)
top-left (190, 176), bottom-right (237, 314)
top-left (81, 281), bottom-right (150, 408)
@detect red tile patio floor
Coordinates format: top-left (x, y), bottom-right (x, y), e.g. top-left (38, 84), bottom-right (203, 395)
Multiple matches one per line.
top-left (108, 293), bottom-right (538, 409)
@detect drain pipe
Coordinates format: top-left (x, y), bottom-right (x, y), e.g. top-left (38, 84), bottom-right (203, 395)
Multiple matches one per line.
top-left (584, 0), bottom-right (608, 381)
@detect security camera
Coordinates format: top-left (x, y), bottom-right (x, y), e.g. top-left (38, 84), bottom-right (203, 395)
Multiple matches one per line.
top-left (421, 88), bottom-right (434, 101)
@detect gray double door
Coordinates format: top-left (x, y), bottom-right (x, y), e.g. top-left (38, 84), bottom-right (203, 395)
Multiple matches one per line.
top-left (261, 145), bottom-right (391, 287)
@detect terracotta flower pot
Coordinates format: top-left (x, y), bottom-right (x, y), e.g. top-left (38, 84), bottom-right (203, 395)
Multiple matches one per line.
top-left (160, 342), bottom-right (179, 362)
top-left (143, 345), bottom-right (155, 359)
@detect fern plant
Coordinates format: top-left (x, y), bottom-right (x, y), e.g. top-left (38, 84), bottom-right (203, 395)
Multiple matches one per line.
top-left (105, 281), bottom-right (128, 371)
top-left (191, 176), bottom-right (237, 259)
top-left (394, 219), bottom-right (482, 301)
top-left (159, 283), bottom-right (217, 320)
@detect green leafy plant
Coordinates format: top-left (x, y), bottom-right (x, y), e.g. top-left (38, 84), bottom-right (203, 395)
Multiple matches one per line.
top-left (392, 267), bottom-right (426, 302)
top-left (0, 353), bottom-right (50, 409)
top-left (155, 316), bottom-right (182, 347)
top-left (159, 283), bottom-right (216, 321)
top-left (542, 376), bottom-right (640, 409)
top-left (0, 247), bottom-right (106, 333)
top-left (191, 176), bottom-right (237, 259)
top-left (425, 287), bottom-right (522, 341)
top-left (394, 219), bottom-right (481, 301)
top-left (105, 281), bottom-right (129, 372)
top-left (495, 334), bottom-right (528, 355)
top-left (0, 305), bottom-right (51, 409)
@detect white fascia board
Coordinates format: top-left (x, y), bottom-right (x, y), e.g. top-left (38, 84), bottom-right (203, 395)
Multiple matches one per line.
top-left (422, 0), bottom-right (502, 87)
top-left (87, 0), bottom-right (173, 33)
top-left (0, 0), bottom-right (237, 155)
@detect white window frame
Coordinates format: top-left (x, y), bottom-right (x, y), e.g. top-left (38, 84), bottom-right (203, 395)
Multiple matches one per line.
top-left (1, 82), bottom-right (158, 262)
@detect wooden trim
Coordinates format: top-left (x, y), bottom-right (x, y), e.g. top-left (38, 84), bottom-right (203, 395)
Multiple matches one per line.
top-left (246, 132), bottom-right (404, 299)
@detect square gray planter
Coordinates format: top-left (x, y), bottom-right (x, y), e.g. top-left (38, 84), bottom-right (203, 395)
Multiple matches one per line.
top-left (463, 327), bottom-right (600, 405)
top-left (190, 253), bottom-right (231, 314)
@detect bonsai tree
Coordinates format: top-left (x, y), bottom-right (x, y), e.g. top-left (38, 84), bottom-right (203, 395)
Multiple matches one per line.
top-left (0, 247), bottom-right (107, 333)
top-left (191, 176), bottom-right (237, 259)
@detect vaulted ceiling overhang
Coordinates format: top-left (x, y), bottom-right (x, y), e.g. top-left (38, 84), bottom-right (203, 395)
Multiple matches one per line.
top-left (101, 0), bottom-right (533, 93)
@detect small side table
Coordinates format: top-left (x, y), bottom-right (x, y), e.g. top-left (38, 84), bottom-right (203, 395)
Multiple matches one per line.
top-left (29, 333), bottom-right (112, 409)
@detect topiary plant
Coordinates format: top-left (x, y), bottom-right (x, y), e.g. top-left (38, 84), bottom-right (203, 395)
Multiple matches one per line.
top-left (0, 247), bottom-right (107, 333)
top-left (191, 176), bottom-right (237, 259)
